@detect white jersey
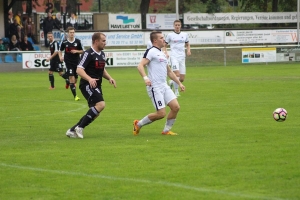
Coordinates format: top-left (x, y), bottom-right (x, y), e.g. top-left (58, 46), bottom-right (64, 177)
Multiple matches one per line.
top-left (146, 41), bottom-right (152, 49)
top-left (165, 31), bottom-right (189, 58)
top-left (144, 46), bottom-right (168, 87)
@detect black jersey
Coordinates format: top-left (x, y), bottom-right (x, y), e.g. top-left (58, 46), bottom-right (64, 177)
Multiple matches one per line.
top-left (49, 40), bottom-right (60, 63)
top-left (78, 47), bottom-right (106, 87)
top-left (59, 38), bottom-right (83, 66)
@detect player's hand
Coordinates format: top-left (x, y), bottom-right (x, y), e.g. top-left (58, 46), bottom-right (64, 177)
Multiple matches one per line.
top-left (60, 57), bottom-right (64, 62)
top-left (70, 50), bottom-right (77, 54)
top-left (89, 78), bottom-right (99, 88)
top-left (145, 79), bottom-right (151, 86)
top-left (179, 83), bottom-right (185, 92)
top-left (109, 78), bottom-right (117, 88)
top-left (187, 51), bottom-right (191, 56)
top-left (46, 58), bottom-right (50, 62)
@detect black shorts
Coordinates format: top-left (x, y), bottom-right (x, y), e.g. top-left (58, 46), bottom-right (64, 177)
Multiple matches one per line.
top-left (80, 83), bottom-right (104, 107)
top-left (49, 61), bottom-right (63, 72)
top-left (65, 63), bottom-right (78, 78)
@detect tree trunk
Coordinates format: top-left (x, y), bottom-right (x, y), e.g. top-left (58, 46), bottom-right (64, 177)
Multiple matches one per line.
top-left (140, 0), bottom-right (150, 29)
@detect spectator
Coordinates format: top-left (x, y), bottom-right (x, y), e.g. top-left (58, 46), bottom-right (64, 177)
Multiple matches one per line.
top-left (5, 11), bottom-right (14, 38)
top-left (0, 38), bottom-right (7, 51)
top-left (24, 16), bottom-right (36, 43)
top-left (54, 13), bottom-right (63, 29)
top-left (9, 19), bottom-right (19, 38)
top-left (42, 12), bottom-right (60, 47)
top-left (20, 36), bottom-right (34, 51)
top-left (67, 13), bottom-right (78, 30)
top-left (14, 11), bottom-right (23, 28)
top-left (16, 25), bottom-right (25, 42)
top-left (8, 35), bottom-right (21, 51)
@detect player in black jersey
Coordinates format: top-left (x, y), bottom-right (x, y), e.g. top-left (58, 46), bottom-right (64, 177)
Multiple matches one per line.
top-left (59, 27), bottom-right (84, 101)
top-left (65, 32), bottom-right (116, 139)
top-left (46, 32), bottom-right (69, 89)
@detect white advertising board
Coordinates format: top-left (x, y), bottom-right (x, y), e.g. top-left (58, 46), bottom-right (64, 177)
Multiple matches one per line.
top-left (242, 48), bottom-right (276, 63)
top-left (109, 14), bottom-right (141, 30)
top-left (59, 32), bottom-right (145, 47)
top-left (184, 12), bottom-right (298, 25)
top-left (146, 14), bottom-right (177, 29)
top-left (22, 51), bottom-right (144, 68)
top-left (225, 29), bottom-right (298, 44)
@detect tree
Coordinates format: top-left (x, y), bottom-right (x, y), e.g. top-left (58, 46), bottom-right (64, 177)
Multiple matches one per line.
top-left (140, 0), bottom-right (150, 29)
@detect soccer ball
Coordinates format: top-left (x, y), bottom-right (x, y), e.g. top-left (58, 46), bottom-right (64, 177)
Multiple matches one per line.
top-left (273, 108), bottom-right (287, 122)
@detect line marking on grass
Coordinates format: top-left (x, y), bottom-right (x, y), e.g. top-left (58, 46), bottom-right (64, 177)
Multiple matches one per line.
top-left (3, 100), bottom-right (87, 121)
top-left (0, 162), bottom-right (288, 200)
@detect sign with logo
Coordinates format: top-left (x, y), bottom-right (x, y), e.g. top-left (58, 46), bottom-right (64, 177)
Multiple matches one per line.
top-left (22, 51), bottom-right (145, 68)
top-left (184, 12), bottom-right (298, 25)
top-left (109, 14), bottom-right (141, 30)
top-left (242, 48), bottom-right (276, 63)
top-left (146, 14), bottom-right (177, 29)
top-left (225, 29), bottom-right (298, 44)
top-left (22, 52), bottom-right (51, 68)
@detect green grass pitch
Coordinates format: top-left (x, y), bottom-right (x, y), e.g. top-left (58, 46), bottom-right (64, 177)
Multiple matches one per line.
top-left (0, 64), bottom-right (299, 200)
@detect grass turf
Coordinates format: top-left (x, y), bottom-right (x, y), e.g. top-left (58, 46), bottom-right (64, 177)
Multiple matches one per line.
top-left (0, 64), bottom-right (299, 200)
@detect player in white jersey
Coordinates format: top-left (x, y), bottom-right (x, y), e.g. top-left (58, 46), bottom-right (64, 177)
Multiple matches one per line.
top-left (133, 31), bottom-right (185, 136)
top-left (163, 20), bottom-right (191, 96)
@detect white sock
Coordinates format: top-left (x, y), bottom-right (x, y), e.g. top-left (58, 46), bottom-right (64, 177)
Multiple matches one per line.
top-left (163, 119), bottom-right (176, 132)
top-left (138, 115), bottom-right (152, 127)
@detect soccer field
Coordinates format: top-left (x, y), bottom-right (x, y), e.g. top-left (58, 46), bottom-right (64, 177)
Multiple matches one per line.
top-left (0, 64), bottom-right (299, 200)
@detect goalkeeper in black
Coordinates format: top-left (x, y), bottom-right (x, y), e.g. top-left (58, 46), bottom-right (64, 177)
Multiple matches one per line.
top-left (65, 32), bottom-right (117, 139)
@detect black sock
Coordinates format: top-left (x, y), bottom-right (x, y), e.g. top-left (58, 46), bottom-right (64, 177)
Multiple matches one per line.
top-left (60, 73), bottom-right (69, 84)
top-left (70, 116), bottom-right (85, 131)
top-left (70, 83), bottom-right (76, 97)
top-left (79, 107), bottom-right (100, 128)
top-left (49, 74), bottom-right (54, 87)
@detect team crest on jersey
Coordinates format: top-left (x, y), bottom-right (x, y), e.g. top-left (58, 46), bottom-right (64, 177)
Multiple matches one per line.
top-left (102, 55), bottom-right (106, 60)
top-left (74, 43), bottom-right (77, 46)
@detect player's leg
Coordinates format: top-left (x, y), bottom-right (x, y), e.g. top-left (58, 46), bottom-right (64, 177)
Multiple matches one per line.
top-left (179, 58), bottom-right (186, 83)
top-left (60, 63), bottom-right (70, 89)
top-left (169, 57), bottom-right (180, 96)
top-left (48, 62), bottom-right (56, 89)
top-left (48, 70), bottom-right (55, 89)
top-left (133, 87), bottom-right (166, 135)
top-left (69, 85), bottom-right (105, 138)
top-left (67, 64), bottom-right (79, 100)
top-left (162, 88), bottom-right (179, 135)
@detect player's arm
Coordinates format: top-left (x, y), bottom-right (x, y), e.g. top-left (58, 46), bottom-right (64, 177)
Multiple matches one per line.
top-left (186, 42), bottom-right (191, 56)
top-left (71, 41), bottom-right (84, 54)
top-left (47, 43), bottom-right (59, 62)
top-left (58, 43), bottom-right (64, 62)
top-left (103, 69), bottom-right (116, 88)
top-left (137, 58), bottom-right (151, 86)
top-left (46, 51), bottom-right (58, 62)
top-left (167, 66), bottom-right (185, 92)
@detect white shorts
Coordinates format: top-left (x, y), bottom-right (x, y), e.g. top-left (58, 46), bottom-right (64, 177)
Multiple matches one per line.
top-left (170, 56), bottom-right (186, 74)
top-left (146, 84), bottom-right (176, 110)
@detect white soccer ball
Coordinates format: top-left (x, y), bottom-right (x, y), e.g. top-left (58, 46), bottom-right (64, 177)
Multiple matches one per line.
top-left (273, 108), bottom-right (287, 122)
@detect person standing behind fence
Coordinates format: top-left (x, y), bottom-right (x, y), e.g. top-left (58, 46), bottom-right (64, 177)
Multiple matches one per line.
top-left (59, 26), bottom-right (84, 101)
top-left (43, 12), bottom-right (60, 47)
top-left (24, 17), bottom-right (36, 44)
top-left (67, 13), bottom-right (78, 30)
top-left (163, 20), bottom-right (191, 97)
top-left (46, 32), bottom-right (69, 89)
